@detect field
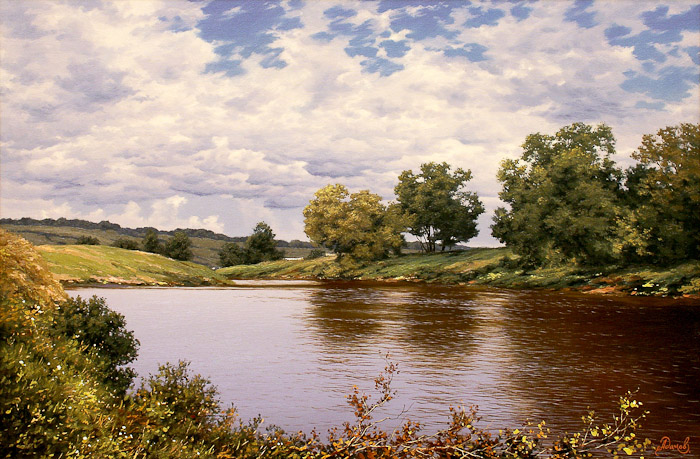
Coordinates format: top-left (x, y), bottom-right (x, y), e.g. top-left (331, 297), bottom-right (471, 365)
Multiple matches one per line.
top-left (37, 244), bottom-right (233, 286)
top-left (1, 222), bottom-right (313, 267)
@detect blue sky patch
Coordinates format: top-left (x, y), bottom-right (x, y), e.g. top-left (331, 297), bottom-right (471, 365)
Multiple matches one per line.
top-left (361, 57), bottom-right (404, 77)
top-left (621, 66), bottom-right (698, 102)
top-left (380, 39), bottom-right (410, 58)
top-left (635, 100), bottom-right (666, 111)
top-left (464, 6), bottom-right (505, 28)
top-left (564, 0), bottom-right (598, 29)
top-left (510, 3), bottom-right (533, 21)
top-left (198, 0), bottom-right (302, 73)
top-left (382, 2), bottom-right (459, 40)
top-left (444, 43), bottom-right (488, 62)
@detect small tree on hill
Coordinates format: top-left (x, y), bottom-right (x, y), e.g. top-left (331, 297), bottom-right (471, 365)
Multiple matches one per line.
top-left (218, 242), bottom-right (247, 267)
top-left (142, 228), bottom-right (162, 254)
top-left (163, 231), bottom-right (193, 261)
top-left (112, 237), bottom-right (139, 250)
top-left (76, 235), bottom-right (100, 245)
top-left (244, 222), bottom-right (284, 264)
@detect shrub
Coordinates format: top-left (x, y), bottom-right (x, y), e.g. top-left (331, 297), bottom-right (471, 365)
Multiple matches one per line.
top-left (305, 249), bottom-right (326, 260)
top-left (51, 295), bottom-right (139, 395)
top-left (76, 235), bottom-right (100, 245)
top-left (112, 237), bottom-right (140, 250)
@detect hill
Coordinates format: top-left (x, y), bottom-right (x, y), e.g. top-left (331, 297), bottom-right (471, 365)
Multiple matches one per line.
top-left (37, 244), bottom-right (233, 286)
top-left (0, 217), bottom-right (315, 267)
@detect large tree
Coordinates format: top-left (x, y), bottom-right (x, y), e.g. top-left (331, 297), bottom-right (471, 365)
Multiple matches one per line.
top-left (492, 123), bottom-right (623, 266)
top-left (394, 162), bottom-right (484, 252)
top-left (618, 123), bottom-right (699, 263)
top-left (303, 184), bottom-right (404, 261)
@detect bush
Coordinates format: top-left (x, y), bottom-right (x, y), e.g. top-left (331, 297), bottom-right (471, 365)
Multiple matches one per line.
top-left (51, 295), bottom-right (139, 395)
top-left (112, 237), bottom-right (140, 250)
top-left (76, 235), bottom-right (100, 245)
top-left (305, 249), bottom-right (326, 260)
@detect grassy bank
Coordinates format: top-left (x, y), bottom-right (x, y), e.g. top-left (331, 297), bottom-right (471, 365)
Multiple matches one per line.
top-left (37, 244), bottom-right (233, 286)
top-left (218, 248), bottom-right (700, 297)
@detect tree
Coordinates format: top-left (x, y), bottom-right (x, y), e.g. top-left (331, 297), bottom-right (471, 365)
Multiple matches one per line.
top-left (51, 295), bottom-right (139, 395)
top-left (112, 237), bottom-right (140, 250)
top-left (142, 228), bottom-right (162, 253)
top-left (617, 123), bottom-right (699, 263)
top-left (244, 222), bottom-right (284, 264)
top-left (163, 231), bottom-right (193, 261)
top-left (395, 162), bottom-right (484, 252)
top-left (76, 235), bottom-right (100, 245)
top-left (303, 184), bottom-right (404, 262)
top-left (218, 242), bottom-right (247, 267)
top-left (492, 123), bottom-right (623, 266)
top-left (217, 223), bottom-right (284, 267)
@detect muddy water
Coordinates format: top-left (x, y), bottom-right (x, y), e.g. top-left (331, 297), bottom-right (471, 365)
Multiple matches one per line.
top-left (70, 282), bottom-right (700, 447)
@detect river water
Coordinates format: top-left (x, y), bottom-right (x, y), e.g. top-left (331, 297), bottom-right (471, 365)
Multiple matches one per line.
top-left (69, 282), bottom-right (699, 448)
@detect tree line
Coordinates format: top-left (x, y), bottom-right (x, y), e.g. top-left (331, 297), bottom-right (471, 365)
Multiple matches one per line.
top-left (302, 122), bottom-right (698, 268)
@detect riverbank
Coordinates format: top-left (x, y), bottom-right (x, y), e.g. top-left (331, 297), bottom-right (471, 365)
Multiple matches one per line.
top-left (37, 244), bottom-right (233, 286)
top-left (218, 248), bottom-right (700, 297)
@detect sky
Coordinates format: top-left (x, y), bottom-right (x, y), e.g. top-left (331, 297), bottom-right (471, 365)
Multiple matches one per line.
top-left (1, 0), bottom-right (698, 246)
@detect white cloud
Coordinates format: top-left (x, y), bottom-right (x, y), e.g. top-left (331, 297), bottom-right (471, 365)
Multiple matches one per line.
top-left (1, 0), bottom-right (698, 247)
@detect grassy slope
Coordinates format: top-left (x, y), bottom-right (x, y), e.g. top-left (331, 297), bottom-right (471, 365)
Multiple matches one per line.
top-left (37, 245), bottom-right (233, 286)
top-left (218, 248), bottom-right (700, 296)
top-left (2, 223), bottom-right (314, 267)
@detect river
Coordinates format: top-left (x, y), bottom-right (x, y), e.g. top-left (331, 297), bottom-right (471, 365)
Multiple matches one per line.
top-left (69, 282), bottom-right (699, 448)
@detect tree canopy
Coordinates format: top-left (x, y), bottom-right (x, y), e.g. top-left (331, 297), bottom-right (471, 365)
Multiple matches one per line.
top-left (492, 123), bottom-right (623, 266)
top-left (218, 222), bottom-right (284, 267)
top-left (142, 228), bottom-right (162, 254)
top-left (618, 123), bottom-right (699, 262)
top-left (303, 184), bottom-right (404, 262)
top-left (394, 162), bottom-right (484, 252)
top-left (163, 231), bottom-right (193, 261)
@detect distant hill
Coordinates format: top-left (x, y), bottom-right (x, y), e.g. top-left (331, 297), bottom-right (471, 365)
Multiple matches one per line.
top-left (0, 217), bottom-right (315, 267)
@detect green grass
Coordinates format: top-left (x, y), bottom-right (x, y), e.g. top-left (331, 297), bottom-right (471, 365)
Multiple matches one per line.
top-left (37, 245), bottom-right (233, 286)
top-left (218, 249), bottom-right (700, 297)
top-left (2, 223), bottom-right (315, 267)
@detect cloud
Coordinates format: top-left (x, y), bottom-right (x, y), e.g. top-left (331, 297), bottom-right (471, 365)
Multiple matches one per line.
top-left (1, 0), bottom-right (698, 246)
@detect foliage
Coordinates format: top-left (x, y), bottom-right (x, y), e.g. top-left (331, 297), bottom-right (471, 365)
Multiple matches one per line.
top-left (244, 222), bottom-right (285, 264)
top-left (142, 228), bottom-right (163, 254)
top-left (219, 242), bottom-right (247, 267)
top-left (0, 229), bottom-right (66, 305)
top-left (304, 184), bottom-right (405, 263)
top-left (305, 249), bottom-right (326, 260)
top-left (492, 123), bottom-right (623, 267)
top-left (76, 235), bottom-right (100, 245)
top-left (163, 231), bottom-right (193, 261)
top-left (395, 162), bottom-right (485, 252)
top-left (218, 222), bottom-right (285, 267)
top-left (112, 237), bottom-right (140, 250)
top-left (617, 123), bottom-right (699, 263)
top-left (51, 295), bottom-right (139, 395)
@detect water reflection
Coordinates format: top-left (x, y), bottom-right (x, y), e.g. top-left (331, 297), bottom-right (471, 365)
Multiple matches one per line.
top-left (306, 282), bottom-right (480, 361)
top-left (69, 284), bottom-right (700, 445)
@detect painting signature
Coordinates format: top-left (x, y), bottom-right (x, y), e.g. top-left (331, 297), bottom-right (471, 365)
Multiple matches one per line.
top-left (655, 436), bottom-right (691, 456)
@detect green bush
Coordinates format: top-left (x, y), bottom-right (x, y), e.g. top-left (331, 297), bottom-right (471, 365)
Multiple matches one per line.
top-left (112, 237), bottom-right (140, 250)
top-left (51, 295), bottom-right (139, 395)
top-left (304, 249), bottom-right (326, 260)
top-left (76, 235), bottom-right (100, 245)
